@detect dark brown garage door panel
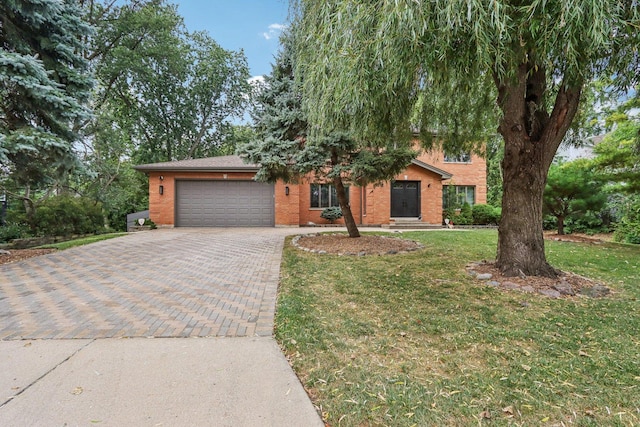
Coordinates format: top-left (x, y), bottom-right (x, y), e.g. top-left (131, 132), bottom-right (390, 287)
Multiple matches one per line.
top-left (176, 180), bottom-right (274, 227)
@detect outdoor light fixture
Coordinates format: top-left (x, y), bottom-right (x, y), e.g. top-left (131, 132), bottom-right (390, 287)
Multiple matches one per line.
top-left (159, 185), bottom-right (164, 195)
top-left (285, 186), bottom-right (290, 196)
top-left (159, 175), bottom-right (164, 181)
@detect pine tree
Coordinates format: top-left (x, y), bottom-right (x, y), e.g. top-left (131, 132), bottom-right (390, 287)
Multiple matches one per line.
top-left (0, 0), bottom-right (93, 221)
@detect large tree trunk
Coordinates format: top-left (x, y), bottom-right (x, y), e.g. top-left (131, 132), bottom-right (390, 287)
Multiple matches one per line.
top-left (494, 61), bottom-right (581, 277)
top-left (497, 135), bottom-right (557, 277)
top-left (333, 175), bottom-right (360, 238)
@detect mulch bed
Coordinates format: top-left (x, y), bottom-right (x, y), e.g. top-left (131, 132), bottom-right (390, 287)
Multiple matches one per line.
top-left (0, 248), bottom-right (57, 265)
top-left (292, 233), bottom-right (423, 256)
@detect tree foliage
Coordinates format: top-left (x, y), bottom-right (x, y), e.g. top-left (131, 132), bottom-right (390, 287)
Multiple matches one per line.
top-left (88, 0), bottom-right (251, 164)
top-left (0, 0), bottom-right (94, 222)
top-left (73, 0), bottom-right (252, 230)
top-left (543, 160), bottom-right (607, 235)
top-left (239, 28), bottom-right (416, 237)
top-left (294, 0), bottom-right (639, 276)
top-left (592, 100), bottom-right (640, 194)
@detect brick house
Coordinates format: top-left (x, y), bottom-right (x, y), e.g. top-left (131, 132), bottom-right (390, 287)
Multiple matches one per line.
top-left (134, 149), bottom-right (486, 227)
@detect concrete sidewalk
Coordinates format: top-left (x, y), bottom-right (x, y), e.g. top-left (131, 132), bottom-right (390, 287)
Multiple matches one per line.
top-left (0, 337), bottom-right (323, 426)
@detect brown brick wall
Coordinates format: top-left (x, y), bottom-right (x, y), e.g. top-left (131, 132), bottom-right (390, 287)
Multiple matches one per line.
top-left (359, 164), bottom-right (444, 225)
top-left (144, 150), bottom-right (486, 227)
top-left (419, 151), bottom-right (487, 205)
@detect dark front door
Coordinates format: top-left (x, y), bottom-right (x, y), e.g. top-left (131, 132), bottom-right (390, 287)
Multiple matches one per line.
top-left (391, 181), bottom-right (420, 217)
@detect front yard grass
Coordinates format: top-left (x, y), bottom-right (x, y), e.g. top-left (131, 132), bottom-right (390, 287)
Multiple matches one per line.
top-left (37, 232), bottom-right (127, 250)
top-left (275, 229), bottom-right (640, 426)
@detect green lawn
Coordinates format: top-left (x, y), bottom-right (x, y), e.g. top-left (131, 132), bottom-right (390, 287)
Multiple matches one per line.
top-left (37, 232), bottom-right (127, 250)
top-left (275, 230), bottom-right (640, 426)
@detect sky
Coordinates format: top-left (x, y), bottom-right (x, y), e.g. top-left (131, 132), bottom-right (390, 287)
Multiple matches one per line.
top-left (175, 1), bottom-right (290, 80)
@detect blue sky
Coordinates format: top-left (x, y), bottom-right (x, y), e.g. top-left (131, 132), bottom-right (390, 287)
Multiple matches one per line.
top-left (175, 1), bottom-right (290, 79)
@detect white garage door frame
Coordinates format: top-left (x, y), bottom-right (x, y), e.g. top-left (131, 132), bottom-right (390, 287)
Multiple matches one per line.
top-left (175, 179), bottom-right (275, 227)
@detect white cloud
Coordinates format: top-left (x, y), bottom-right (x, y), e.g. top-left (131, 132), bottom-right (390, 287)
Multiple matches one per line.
top-left (262, 23), bottom-right (286, 40)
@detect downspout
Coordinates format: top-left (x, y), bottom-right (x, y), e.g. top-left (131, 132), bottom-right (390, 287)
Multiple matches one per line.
top-left (359, 185), bottom-right (363, 225)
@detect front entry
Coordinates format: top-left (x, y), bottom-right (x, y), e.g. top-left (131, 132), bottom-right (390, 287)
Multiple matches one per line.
top-left (391, 181), bottom-right (420, 217)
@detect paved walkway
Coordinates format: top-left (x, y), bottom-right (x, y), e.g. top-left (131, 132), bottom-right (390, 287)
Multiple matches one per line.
top-left (0, 228), bottom-right (324, 426)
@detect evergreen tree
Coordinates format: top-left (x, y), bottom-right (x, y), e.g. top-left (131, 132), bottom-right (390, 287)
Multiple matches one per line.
top-left (0, 0), bottom-right (93, 222)
top-left (543, 160), bottom-right (607, 235)
top-left (239, 28), bottom-right (415, 238)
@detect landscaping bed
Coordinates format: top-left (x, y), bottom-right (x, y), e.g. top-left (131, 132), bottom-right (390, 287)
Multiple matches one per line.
top-left (0, 248), bottom-right (57, 265)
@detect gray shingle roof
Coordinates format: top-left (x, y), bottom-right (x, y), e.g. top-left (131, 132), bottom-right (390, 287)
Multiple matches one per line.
top-left (134, 155), bottom-right (259, 172)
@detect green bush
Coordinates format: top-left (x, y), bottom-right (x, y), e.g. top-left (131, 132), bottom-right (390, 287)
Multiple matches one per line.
top-left (442, 207), bottom-right (457, 225)
top-left (471, 204), bottom-right (501, 225)
top-left (0, 223), bottom-right (30, 243)
top-left (614, 201), bottom-right (640, 244)
top-left (320, 206), bottom-right (343, 223)
top-left (454, 202), bottom-right (473, 225)
top-left (33, 195), bottom-right (104, 237)
top-left (565, 210), bottom-right (613, 235)
top-left (144, 218), bottom-right (157, 229)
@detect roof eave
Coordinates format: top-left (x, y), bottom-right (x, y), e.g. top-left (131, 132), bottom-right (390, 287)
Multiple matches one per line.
top-left (410, 159), bottom-right (453, 180)
top-left (133, 166), bottom-right (260, 173)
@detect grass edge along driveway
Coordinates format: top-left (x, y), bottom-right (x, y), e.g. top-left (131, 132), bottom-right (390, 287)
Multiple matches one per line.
top-left (275, 229), bottom-right (640, 427)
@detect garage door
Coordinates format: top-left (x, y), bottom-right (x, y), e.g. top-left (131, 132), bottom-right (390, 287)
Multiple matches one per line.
top-left (175, 180), bottom-right (274, 227)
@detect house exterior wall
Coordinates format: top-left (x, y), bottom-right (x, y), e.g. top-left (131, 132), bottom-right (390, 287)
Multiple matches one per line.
top-left (419, 150), bottom-right (487, 205)
top-left (143, 150), bottom-right (486, 227)
top-left (355, 164), bottom-right (444, 225)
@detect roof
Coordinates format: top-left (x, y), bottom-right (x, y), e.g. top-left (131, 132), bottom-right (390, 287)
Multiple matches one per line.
top-left (134, 155), bottom-right (259, 172)
top-left (410, 159), bottom-right (453, 180)
top-left (134, 154), bottom-right (453, 180)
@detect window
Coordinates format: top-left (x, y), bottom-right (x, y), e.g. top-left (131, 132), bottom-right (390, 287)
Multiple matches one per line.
top-left (443, 186), bottom-right (475, 209)
top-left (444, 151), bottom-right (472, 163)
top-left (310, 184), bottom-right (349, 208)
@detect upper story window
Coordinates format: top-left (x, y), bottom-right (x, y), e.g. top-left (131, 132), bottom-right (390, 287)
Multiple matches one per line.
top-left (310, 184), bottom-right (349, 208)
top-left (444, 151), bottom-right (472, 163)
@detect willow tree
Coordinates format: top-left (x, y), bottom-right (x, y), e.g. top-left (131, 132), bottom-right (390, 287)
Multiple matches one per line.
top-left (294, 0), bottom-right (639, 277)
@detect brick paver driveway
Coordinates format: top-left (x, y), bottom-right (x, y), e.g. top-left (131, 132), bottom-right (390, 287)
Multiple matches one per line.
top-left (0, 228), bottom-right (292, 340)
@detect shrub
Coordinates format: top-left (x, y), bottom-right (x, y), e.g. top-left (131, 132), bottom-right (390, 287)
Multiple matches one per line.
top-left (614, 200), bottom-right (640, 244)
top-left (455, 202), bottom-right (473, 225)
top-left (565, 210), bottom-right (613, 235)
top-left (442, 207), bottom-right (457, 225)
top-left (0, 223), bottom-right (30, 243)
top-left (320, 206), bottom-right (343, 223)
top-left (33, 195), bottom-right (104, 237)
top-left (144, 218), bottom-right (157, 229)
top-left (472, 204), bottom-right (501, 225)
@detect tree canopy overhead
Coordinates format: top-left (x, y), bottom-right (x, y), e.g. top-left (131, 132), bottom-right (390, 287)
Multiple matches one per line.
top-left (294, 0), bottom-right (639, 277)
